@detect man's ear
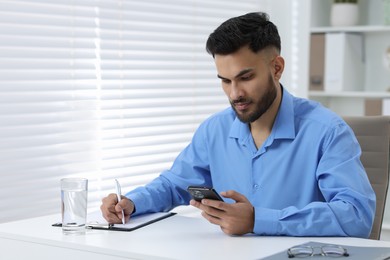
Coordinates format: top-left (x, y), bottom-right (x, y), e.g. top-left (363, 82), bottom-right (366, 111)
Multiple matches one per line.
top-left (273, 56), bottom-right (284, 80)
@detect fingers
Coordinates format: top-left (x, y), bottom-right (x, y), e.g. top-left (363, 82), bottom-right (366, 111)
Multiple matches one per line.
top-left (220, 190), bottom-right (248, 203)
top-left (201, 210), bottom-right (222, 225)
top-left (116, 195), bottom-right (127, 212)
top-left (190, 199), bottom-right (225, 218)
top-left (190, 199), bottom-right (224, 226)
top-left (101, 193), bottom-right (134, 224)
top-left (117, 196), bottom-right (135, 220)
top-left (190, 191), bottom-right (254, 235)
top-left (100, 194), bottom-right (120, 223)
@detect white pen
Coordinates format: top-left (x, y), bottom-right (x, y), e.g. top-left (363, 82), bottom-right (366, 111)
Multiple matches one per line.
top-left (115, 179), bottom-right (126, 224)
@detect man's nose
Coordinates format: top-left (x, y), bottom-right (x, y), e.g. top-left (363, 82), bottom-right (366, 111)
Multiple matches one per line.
top-left (229, 82), bottom-right (243, 100)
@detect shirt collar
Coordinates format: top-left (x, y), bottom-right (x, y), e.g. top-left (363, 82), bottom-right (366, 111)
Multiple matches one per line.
top-left (229, 85), bottom-right (296, 141)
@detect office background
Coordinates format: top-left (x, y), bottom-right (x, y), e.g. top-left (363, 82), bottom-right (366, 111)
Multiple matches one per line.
top-left (0, 0), bottom-right (389, 239)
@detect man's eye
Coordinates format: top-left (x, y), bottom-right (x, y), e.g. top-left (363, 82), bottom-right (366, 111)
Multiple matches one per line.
top-left (241, 75), bottom-right (253, 80)
top-left (221, 79), bottom-right (231, 84)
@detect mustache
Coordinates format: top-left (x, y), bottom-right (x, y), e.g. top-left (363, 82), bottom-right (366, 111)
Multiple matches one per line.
top-left (231, 97), bottom-right (251, 104)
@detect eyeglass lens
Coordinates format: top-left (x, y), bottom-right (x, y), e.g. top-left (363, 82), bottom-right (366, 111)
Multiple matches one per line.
top-left (322, 245), bottom-right (348, 257)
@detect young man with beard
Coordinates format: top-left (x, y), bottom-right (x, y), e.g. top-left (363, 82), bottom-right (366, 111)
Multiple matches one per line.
top-left (100, 12), bottom-right (375, 238)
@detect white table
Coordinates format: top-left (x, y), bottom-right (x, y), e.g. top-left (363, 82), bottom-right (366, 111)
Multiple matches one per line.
top-left (0, 213), bottom-right (390, 260)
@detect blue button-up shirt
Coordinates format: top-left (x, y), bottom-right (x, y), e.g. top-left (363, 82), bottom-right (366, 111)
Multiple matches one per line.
top-left (126, 87), bottom-right (375, 238)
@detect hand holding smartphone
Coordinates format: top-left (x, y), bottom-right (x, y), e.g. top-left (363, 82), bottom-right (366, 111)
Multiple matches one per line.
top-left (187, 186), bottom-right (223, 202)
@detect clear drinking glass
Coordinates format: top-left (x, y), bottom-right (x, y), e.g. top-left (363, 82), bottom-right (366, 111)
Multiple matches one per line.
top-left (61, 178), bottom-right (88, 235)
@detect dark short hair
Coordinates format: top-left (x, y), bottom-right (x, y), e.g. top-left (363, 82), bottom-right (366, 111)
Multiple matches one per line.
top-left (206, 12), bottom-right (281, 57)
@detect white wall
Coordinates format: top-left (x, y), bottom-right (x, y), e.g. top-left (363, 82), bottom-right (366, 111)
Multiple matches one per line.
top-left (262, 0), bottom-right (310, 98)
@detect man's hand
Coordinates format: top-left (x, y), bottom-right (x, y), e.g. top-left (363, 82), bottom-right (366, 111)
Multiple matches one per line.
top-left (100, 193), bottom-right (134, 224)
top-left (190, 190), bottom-right (254, 235)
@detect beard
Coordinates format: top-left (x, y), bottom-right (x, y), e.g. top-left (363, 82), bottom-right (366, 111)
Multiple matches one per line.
top-left (230, 75), bottom-right (278, 123)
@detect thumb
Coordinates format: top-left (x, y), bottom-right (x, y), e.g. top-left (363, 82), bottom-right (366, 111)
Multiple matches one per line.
top-left (220, 190), bottom-right (249, 203)
top-left (119, 197), bottom-right (135, 215)
top-left (115, 203), bottom-right (123, 214)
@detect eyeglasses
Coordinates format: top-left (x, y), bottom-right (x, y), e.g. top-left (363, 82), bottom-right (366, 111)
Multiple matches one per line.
top-left (287, 245), bottom-right (349, 258)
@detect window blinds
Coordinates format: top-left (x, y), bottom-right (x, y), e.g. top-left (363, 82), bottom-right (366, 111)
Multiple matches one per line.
top-left (0, 0), bottom-right (259, 222)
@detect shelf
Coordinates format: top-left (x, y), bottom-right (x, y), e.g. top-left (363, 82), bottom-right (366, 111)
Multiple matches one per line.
top-left (306, 0), bottom-right (390, 116)
top-left (311, 25), bottom-right (390, 33)
top-left (309, 91), bottom-right (390, 98)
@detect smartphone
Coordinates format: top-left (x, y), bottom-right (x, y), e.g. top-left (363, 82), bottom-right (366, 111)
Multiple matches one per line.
top-left (187, 186), bottom-right (223, 202)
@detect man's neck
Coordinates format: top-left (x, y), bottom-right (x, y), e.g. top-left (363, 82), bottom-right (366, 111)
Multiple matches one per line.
top-left (249, 85), bottom-right (282, 149)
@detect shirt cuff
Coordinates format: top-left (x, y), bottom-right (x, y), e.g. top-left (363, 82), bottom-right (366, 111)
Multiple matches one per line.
top-left (253, 207), bottom-right (281, 235)
top-left (125, 192), bottom-right (146, 216)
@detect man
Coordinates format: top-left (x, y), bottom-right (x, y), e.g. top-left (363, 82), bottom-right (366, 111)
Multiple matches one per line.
top-left (101, 12), bottom-right (375, 237)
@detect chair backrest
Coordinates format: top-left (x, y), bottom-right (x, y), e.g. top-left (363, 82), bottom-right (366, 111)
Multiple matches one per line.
top-left (344, 116), bottom-right (390, 240)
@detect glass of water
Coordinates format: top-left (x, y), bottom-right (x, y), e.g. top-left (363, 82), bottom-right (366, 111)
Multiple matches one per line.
top-left (61, 178), bottom-right (88, 235)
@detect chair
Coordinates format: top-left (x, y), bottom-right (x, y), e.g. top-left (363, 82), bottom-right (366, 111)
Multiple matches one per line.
top-left (344, 116), bottom-right (390, 240)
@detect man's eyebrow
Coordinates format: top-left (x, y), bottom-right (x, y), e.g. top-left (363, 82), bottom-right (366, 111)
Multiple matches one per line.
top-left (217, 68), bottom-right (254, 80)
top-left (234, 68), bottom-right (254, 78)
top-left (217, 74), bottom-right (228, 80)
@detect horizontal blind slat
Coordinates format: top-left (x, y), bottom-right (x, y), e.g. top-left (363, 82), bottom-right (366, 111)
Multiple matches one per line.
top-left (0, 0), bottom-right (260, 223)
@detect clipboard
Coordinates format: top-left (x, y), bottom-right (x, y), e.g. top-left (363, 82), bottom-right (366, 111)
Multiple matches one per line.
top-left (53, 211), bottom-right (176, 232)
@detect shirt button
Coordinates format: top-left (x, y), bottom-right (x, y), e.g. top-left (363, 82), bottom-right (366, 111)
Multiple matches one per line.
top-left (253, 184), bottom-right (259, 189)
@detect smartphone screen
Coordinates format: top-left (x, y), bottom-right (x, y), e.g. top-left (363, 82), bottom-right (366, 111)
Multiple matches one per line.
top-left (187, 186), bottom-right (223, 202)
